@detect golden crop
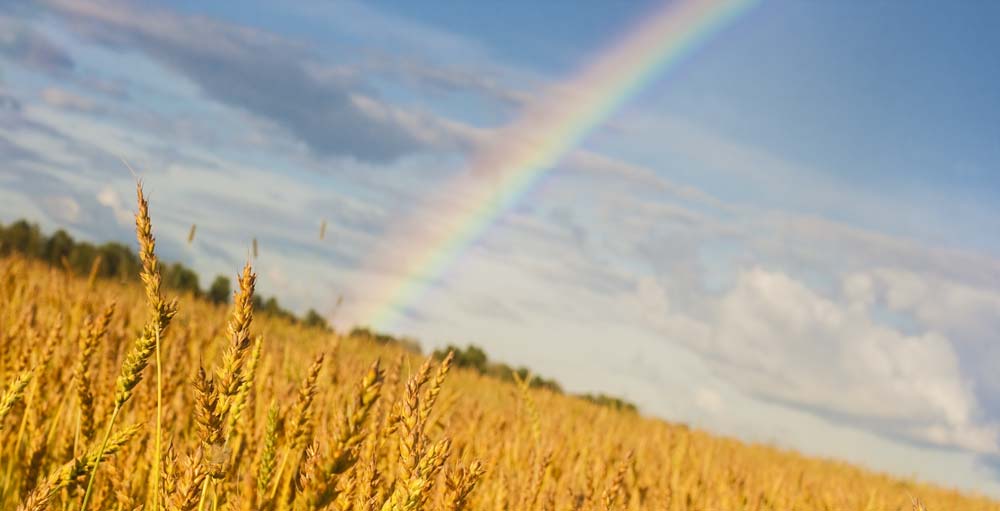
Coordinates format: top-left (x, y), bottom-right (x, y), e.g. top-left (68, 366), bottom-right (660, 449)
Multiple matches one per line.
top-left (0, 183), bottom-right (995, 510)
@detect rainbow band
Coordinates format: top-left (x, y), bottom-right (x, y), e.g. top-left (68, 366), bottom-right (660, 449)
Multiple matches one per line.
top-left (360, 0), bottom-right (757, 328)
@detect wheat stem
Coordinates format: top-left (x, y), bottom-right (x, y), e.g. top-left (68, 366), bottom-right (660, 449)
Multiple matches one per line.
top-left (79, 404), bottom-right (121, 511)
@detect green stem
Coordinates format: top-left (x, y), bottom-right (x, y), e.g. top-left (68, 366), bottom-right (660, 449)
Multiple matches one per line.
top-left (268, 450), bottom-right (290, 500)
top-left (197, 478), bottom-right (211, 511)
top-left (79, 404), bottom-right (121, 511)
top-left (152, 328), bottom-right (163, 511)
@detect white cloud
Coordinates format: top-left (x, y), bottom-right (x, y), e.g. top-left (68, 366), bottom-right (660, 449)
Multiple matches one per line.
top-left (41, 195), bottom-right (81, 223)
top-left (639, 268), bottom-right (996, 453)
top-left (868, 268), bottom-right (1000, 342)
top-left (96, 186), bottom-right (132, 226)
top-left (349, 94), bottom-right (485, 152)
top-left (695, 387), bottom-right (724, 414)
top-left (635, 275), bottom-right (670, 319)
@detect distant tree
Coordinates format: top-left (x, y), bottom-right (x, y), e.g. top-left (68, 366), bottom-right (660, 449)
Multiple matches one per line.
top-left (434, 344), bottom-right (488, 372)
top-left (68, 242), bottom-right (98, 275)
top-left (0, 216), bottom-right (329, 326)
top-left (253, 295), bottom-right (297, 322)
top-left (1, 220), bottom-right (42, 257)
top-left (244, 293), bottom-right (298, 321)
top-left (579, 393), bottom-right (638, 413)
top-left (533, 377), bottom-right (562, 393)
top-left (259, 296), bottom-right (275, 314)
top-left (396, 337), bottom-right (422, 354)
top-left (163, 262), bottom-right (201, 296)
top-left (43, 229), bottom-right (74, 264)
top-left (97, 242), bottom-right (140, 282)
top-left (349, 327), bottom-right (421, 354)
top-left (460, 345), bottom-right (487, 371)
top-left (263, 297), bottom-right (280, 314)
top-left (349, 326), bottom-right (374, 341)
top-left (432, 344), bottom-right (563, 393)
top-left (303, 309), bottom-right (330, 331)
top-left (207, 275), bottom-right (231, 305)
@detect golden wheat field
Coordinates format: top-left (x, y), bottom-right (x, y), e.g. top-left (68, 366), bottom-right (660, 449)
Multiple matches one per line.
top-left (0, 184), bottom-right (994, 511)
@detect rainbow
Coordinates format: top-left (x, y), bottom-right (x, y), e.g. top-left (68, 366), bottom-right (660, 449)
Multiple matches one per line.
top-left (358, 0), bottom-right (757, 328)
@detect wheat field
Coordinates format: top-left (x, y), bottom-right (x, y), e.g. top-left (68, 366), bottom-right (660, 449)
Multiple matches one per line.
top-left (0, 183), bottom-right (996, 511)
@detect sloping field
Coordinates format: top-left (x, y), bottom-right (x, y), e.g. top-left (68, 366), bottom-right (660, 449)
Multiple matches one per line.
top-left (1, 186), bottom-right (995, 510)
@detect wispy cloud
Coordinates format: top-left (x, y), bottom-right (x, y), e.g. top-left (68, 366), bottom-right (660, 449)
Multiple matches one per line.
top-left (33, 0), bottom-right (455, 162)
top-left (0, 14), bottom-right (74, 73)
top-left (365, 54), bottom-right (533, 108)
top-left (39, 86), bottom-right (100, 113)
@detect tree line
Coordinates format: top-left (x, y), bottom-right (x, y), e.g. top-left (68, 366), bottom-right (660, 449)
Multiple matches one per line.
top-left (429, 344), bottom-right (639, 413)
top-left (0, 218), bottom-right (331, 330)
top-left (1, 218), bottom-right (637, 413)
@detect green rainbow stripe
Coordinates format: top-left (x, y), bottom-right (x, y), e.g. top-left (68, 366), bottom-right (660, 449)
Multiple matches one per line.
top-left (360, 0), bottom-right (758, 328)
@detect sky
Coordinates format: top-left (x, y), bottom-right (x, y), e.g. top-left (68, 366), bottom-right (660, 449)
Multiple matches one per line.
top-left (2, 0), bottom-right (1000, 495)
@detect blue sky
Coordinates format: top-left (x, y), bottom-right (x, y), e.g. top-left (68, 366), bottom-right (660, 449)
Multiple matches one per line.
top-left (2, 0), bottom-right (1000, 495)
